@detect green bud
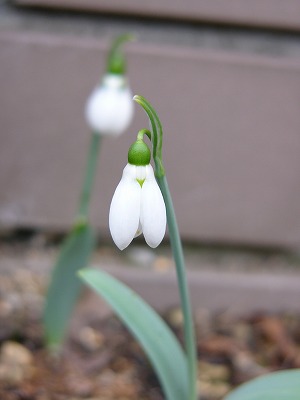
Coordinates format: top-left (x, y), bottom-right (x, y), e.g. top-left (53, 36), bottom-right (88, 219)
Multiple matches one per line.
top-left (128, 140), bottom-right (151, 166)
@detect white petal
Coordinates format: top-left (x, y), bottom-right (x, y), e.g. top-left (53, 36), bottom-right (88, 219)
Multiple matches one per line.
top-left (85, 74), bottom-right (134, 136)
top-left (140, 166), bottom-right (166, 248)
top-left (109, 164), bottom-right (141, 250)
top-left (135, 165), bottom-right (147, 181)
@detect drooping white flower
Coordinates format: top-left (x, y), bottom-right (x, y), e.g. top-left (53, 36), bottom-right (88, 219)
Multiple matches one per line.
top-left (85, 74), bottom-right (134, 136)
top-left (109, 163), bottom-right (166, 250)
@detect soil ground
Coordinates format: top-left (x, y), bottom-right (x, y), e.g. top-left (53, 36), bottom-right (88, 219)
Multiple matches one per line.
top-left (0, 230), bottom-right (300, 400)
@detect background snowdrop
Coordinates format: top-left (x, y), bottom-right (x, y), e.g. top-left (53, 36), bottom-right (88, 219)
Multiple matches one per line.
top-left (85, 74), bottom-right (133, 136)
top-left (85, 33), bottom-right (134, 136)
top-left (43, 34), bottom-right (134, 351)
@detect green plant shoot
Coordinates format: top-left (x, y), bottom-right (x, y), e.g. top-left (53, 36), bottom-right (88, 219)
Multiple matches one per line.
top-left (43, 34), bottom-right (134, 351)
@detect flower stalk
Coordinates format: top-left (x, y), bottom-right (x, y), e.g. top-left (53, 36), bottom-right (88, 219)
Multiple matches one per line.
top-left (133, 95), bottom-right (198, 400)
top-left (158, 175), bottom-right (197, 400)
top-left (76, 132), bottom-right (102, 225)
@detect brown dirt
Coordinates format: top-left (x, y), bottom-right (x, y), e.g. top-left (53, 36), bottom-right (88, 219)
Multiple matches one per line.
top-left (0, 230), bottom-right (299, 400)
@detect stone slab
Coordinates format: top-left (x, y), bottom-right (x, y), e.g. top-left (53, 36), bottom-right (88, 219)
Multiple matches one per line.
top-left (1, 31), bottom-right (300, 247)
top-left (105, 265), bottom-right (300, 315)
top-left (14, 0), bottom-right (300, 31)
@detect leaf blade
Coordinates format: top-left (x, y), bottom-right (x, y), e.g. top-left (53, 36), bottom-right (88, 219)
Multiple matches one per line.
top-left (44, 224), bottom-right (95, 348)
top-left (79, 268), bottom-right (189, 400)
top-left (225, 369), bottom-right (300, 400)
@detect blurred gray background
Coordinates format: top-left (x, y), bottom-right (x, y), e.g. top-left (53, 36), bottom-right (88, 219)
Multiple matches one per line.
top-left (1, 0), bottom-right (300, 248)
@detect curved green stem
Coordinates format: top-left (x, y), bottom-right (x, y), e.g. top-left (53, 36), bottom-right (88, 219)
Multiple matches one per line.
top-left (158, 176), bottom-right (198, 400)
top-left (134, 95), bottom-right (198, 400)
top-left (76, 132), bottom-right (102, 224)
top-left (137, 128), bottom-right (151, 142)
top-left (133, 95), bottom-right (165, 177)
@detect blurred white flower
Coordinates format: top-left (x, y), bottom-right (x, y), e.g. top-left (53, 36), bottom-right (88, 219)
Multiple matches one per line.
top-left (109, 163), bottom-right (166, 250)
top-left (85, 74), bottom-right (134, 136)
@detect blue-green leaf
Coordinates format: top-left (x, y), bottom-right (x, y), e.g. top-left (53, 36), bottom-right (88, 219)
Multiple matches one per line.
top-left (79, 268), bottom-right (189, 400)
top-left (225, 369), bottom-right (300, 400)
top-left (43, 223), bottom-right (95, 349)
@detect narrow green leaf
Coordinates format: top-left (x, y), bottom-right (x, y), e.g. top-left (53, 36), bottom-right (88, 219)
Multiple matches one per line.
top-left (44, 224), bottom-right (95, 349)
top-left (79, 268), bottom-right (189, 400)
top-left (225, 369), bottom-right (300, 400)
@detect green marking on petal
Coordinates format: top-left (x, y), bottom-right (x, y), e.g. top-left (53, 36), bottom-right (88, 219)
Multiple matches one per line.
top-left (137, 178), bottom-right (145, 187)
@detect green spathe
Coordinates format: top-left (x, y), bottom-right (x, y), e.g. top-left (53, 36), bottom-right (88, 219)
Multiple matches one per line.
top-left (106, 33), bottom-right (135, 75)
top-left (127, 139), bottom-right (151, 166)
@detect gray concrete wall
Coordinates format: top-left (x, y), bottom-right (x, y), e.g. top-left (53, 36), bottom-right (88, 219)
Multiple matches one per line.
top-left (1, 3), bottom-right (300, 247)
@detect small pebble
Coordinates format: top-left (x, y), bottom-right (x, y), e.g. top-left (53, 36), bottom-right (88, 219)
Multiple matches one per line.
top-left (199, 360), bottom-right (231, 382)
top-left (0, 341), bottom-right (34, 385)
top-left (165, 307), bottom-right (183, 328)
top-left (153, 256), bottom-right (173, 273)
top-left (198, 380), bottom-right (231, 399)
top-left (78, 326), bottom-right (105, 352)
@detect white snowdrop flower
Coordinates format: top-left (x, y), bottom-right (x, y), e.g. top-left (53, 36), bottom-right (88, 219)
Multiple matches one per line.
top-left (85, 74), bottom-right (134, 136)
top-left (109, 140), bottom-right (166, 250)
